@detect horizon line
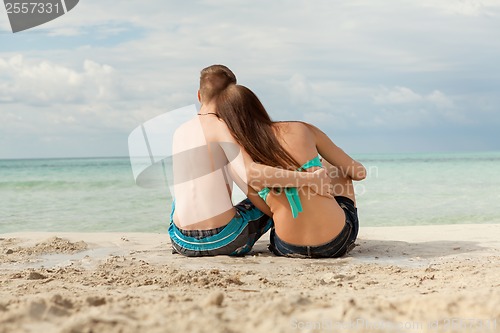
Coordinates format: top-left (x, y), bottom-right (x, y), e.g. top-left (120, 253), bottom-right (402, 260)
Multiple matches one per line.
top-left (1, 150), bottom-right (500, 161)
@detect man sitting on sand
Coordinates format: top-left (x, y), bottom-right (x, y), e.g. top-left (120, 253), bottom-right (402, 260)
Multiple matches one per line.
top-left (169, 65), bottom-right (331, 257)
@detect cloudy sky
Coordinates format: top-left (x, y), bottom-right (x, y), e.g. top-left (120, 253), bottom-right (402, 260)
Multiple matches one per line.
top-left (1, 0), bottom-right (499, 158)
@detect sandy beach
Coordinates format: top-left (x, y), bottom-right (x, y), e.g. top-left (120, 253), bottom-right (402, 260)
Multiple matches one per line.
top-left (1, 224), bottom-right (499, 333)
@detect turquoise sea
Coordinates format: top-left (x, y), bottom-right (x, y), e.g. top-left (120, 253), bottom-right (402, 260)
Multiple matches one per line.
top-left (1, 152), bottom-right (499, 233)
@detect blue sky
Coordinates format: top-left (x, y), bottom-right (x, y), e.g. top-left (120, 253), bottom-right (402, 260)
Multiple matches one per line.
top-left (1, 0), bottom-right (500, 158)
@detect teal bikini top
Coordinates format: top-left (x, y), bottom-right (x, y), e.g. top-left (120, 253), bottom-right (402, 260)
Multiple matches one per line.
top-left (257, 155), bottom-right (323, 218)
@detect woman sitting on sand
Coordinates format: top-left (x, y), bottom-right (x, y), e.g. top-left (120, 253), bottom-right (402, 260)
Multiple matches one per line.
top-left (215, 84), bottom-right (366, 258)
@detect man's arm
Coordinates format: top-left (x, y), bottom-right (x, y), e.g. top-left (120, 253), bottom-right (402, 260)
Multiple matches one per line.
top-left (247, 187), bottom-right (273, 217)
top-left (233, 173), bottom-right (274, 217)
top-left (303, 122), bottom-right (366, 181)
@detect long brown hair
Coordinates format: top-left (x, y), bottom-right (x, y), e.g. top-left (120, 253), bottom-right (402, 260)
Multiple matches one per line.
top-left (216, 84), bottom-right (300, 170)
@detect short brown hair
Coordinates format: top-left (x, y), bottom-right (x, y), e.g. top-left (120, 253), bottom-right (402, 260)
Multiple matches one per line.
top-left (199, 65), bottom-right (237, 103)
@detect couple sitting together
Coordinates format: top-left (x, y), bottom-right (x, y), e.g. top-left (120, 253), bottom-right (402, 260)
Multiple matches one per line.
top-left (169, 64), bottom-right (366, 258)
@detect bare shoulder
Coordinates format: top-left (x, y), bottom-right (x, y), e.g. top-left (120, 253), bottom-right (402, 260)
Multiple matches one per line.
top-left (276, 121), bottom-right (314, 139)
top-left (300, 121), bottom-right (324, 136)
top-left (173, 117), bottom-right (202, 143)
top-left (274, 121), bottom-right (317, 159)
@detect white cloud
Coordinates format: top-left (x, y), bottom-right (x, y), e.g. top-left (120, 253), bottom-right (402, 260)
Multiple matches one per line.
top-left (0, 54), bottom-right (196, 140)
top-left (418, 0), bottom-right (500, 17)
top-left (1, 0), bottom-right (500, 157)
top-left (303, 111), bottom-right (349, 130)
top-left (427, 90), bottom-right (454, 108)
top-left (0, 55), bottom-right (121, 105)
top-left (369, 86), bottom-right (476, 128)
top-left (373, 86), bottom-right (423, 105)
top-left (287, 74), bottom-right (332, 109)
top-left (373, 86), bottom-right (454, 108)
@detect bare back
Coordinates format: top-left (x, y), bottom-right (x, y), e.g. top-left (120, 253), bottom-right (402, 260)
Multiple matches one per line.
top-left (172, 116), bottom-right (237, 230)
top-left (267, 122), bottom-right (346, 245)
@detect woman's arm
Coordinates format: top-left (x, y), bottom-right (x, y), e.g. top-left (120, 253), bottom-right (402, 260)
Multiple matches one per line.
top-left (226, 143), bottom-right (331, 195)
top-left (303, 123), bottom-right (366, 181)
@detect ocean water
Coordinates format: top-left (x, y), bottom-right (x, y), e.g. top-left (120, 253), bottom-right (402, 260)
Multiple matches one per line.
top-left (357, 151), bottom-right (500, 226)
top-left (0, 158), bottom-right (170, 233)
top-left (1, 152), bottom-right (499, 233)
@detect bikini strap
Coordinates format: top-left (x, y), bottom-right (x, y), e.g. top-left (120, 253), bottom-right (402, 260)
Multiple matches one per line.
top-left (258, 187), bottom-right (271, 202)
top-left (284, 188), bottom-right (303, 218)
top-left (298, 155), bottom-right (322, 171)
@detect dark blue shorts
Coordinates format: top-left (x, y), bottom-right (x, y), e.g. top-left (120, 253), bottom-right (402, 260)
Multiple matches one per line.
top-left (269, 196), bottom-right (359, 258)
top-left (169, 199), bottom-right (273, 257)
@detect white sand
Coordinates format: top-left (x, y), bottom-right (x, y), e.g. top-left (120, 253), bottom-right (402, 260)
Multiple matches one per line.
top-left (1, 224), bottom-right (499, 333)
